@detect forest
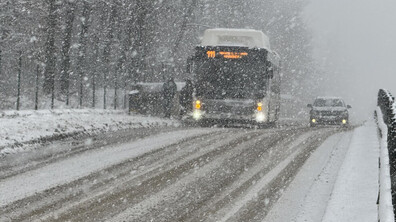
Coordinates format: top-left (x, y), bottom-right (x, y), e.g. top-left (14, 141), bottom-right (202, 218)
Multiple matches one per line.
top-left (0, 0), bottom-right (314, 110)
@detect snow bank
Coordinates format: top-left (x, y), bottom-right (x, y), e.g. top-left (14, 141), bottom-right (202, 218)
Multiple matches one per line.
top-left (0, 108), bottom-right (124, 118)
top-left (322, 121), bottom-right (379, 222)
top-left (0, 109), bottom-right (180, 157)
top-left (376, 107), bottom-right (395, 222)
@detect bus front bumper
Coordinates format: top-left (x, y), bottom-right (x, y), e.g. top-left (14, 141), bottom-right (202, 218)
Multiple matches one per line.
top-left (192, 110), bottom-right (268, 124)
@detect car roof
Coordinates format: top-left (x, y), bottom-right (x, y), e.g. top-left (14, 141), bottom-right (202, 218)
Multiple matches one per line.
top-left (315, 96), bottom-right (344, 101)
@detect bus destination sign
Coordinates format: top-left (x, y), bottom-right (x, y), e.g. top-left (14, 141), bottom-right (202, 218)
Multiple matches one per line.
top-left (206, 51), bottom-right (248, 59)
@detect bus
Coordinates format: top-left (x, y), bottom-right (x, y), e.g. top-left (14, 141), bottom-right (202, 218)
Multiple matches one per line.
top-left (186, 28), bottom-right (281, 126)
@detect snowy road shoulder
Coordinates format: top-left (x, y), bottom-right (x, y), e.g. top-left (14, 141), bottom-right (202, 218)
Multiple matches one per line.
top-left (0, 109), bottom-right (180, 156)
top-left (266, 121), bottom-right (379, 222)
top-left (322, 121), bottom-right (379, 222)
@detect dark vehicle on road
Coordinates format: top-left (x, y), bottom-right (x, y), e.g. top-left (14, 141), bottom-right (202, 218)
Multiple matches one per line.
top-left (307, 97), bottom-right (351, 127)
top-left (186, 28), bottom-right (281, 127)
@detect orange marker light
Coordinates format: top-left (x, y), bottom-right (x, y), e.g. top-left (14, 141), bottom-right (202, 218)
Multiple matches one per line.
top-left (257, 102), bottom-right (263, 111)
top-left (195, 100), bottom-right (201, 109)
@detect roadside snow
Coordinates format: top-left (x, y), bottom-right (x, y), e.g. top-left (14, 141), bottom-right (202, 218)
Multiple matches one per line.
top-left (322, 121), bottom-right (379, 222)
top-left (266, 120), bottom-right (379, 222)
top-left (265, 130), bottom-right (352, 221)
top-left (0, 109), bottom-right (179, 156)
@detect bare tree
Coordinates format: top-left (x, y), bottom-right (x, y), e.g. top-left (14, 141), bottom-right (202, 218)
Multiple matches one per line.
top-left (60, 0), bottom-right (76, 105)
top-left (43, 0), bottom-right (57, 97)
top-left (171, 0), bottom-right (198, 58)
top-left (76, 0), bottom-right (91, 107)
top-left (0, 0), bottom-right (314, 110)
top-left (0, 34), bottom-right (3, 79)
top-left (16, 52), bottom-right (22, 110)
top-left (102, 1), bottom-right (117, 109)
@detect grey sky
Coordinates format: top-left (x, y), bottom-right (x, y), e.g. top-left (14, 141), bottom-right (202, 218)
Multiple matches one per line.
top-left (304, 0), bottom-right (396, 121)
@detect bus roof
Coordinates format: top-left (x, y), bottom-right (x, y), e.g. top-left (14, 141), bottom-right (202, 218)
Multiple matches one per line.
top-left (201, 28), bottom-right (271, 50)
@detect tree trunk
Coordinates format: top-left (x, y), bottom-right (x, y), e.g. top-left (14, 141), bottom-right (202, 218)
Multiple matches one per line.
top-left (92, 35), bottom-right (100, 108)
top-left (114, 13), bottom-right (134, 110)
top-left (60, 0), bottom-right (76, 104)
top-left (43, 0), bottom-right (57, 95)
top-left (171, 0), bottom-right (198, 56)
top-left (0, 48), bottom-right (2, 79)
top-left (16, 53), bottom-right (22, 110)
top-left (35, 65), bottom-right (40, 110)
top-left (102, 2), bottom-right (117, 109)
top-left (77, 1), bottom-right (91, 108)
top-left (133, 0), bottom-right (149, 82)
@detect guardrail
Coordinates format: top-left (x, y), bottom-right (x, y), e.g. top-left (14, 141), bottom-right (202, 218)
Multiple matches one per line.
top-left (377, 89), bottom-right (396, 221)
top-left (378, 89), bottom-right (396, 166)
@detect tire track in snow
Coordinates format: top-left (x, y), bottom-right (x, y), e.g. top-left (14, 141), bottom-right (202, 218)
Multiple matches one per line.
top-left (0, 128), bottom-right (213, 208)
top-left (110, 128), bottom-right (312, 222)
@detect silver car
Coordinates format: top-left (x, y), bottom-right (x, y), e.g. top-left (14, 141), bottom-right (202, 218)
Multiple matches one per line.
top-left (307, 97), bottom-right (351, 127)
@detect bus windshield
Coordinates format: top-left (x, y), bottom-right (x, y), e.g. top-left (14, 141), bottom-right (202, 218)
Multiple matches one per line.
top-left (195, 59), bottom-right (268, 99)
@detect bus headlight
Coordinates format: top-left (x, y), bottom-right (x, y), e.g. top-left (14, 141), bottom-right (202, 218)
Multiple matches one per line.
top-left (256, 112), bottom-right (266, 122)
top-left (193, 110), bottom-right (202, 120)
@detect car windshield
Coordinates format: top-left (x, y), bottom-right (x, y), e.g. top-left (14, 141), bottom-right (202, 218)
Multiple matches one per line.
top-left (314, 98), bottom-right (345, 107)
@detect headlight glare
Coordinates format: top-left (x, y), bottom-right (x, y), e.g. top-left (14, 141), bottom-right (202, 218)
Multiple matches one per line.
top-left (193, 110), bottom-right (202, 120)
top-left (256, 112), bottom-right (266, 122)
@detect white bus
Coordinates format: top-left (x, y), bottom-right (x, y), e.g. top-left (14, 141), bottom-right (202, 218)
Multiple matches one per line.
top-left (187, 28), bottom-right (281, 126)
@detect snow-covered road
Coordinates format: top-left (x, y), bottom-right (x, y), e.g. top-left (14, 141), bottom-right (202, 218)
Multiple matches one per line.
top-left (0, 117), bottom-right (380, 221)
top-left (0, 128), bottom-right (212, 208)
top-left (267, 121), bottom-right (379, 222)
